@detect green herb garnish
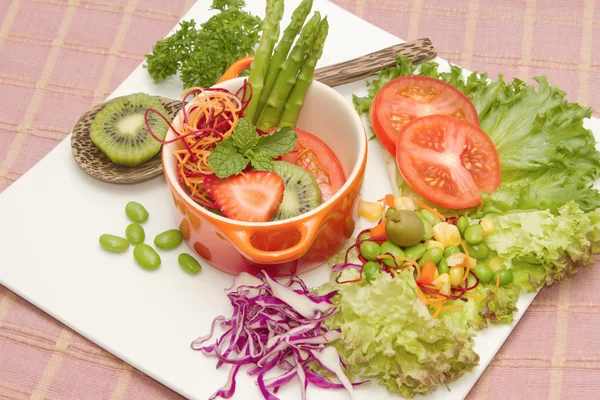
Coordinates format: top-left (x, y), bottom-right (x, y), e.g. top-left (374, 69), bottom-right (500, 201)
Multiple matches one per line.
top-left (208, 118), bottom-right (297, 178)
top-left (144, 0), bottom-right (261, 89)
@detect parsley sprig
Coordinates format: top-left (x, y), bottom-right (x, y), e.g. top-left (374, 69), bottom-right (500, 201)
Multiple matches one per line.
top-left (208, 118), bottom-right (297, 178)
top-left (144, 0), bottom-right (261, 89)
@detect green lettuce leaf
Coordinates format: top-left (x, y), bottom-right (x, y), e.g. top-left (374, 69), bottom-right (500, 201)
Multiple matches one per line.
top-left (317, 270), bottom-right (479, 398)
top-left (484, 201), bottom-right (600, 291)
top-left (354, 56), bottom-right (600, 214)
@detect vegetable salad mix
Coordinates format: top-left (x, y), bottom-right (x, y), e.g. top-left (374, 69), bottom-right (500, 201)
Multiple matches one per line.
top-left (306, 56), bottom-right (600, 397)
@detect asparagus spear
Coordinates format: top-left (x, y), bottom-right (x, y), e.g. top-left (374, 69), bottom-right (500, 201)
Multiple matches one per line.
top-left (244, 0), bottom-right (285, 123)
top-left (279, 18), bottom-right (329, 128)
top-left (255, 0), bottom-right (314, 119)
top-left (256, 12), bottom-right (321, 130)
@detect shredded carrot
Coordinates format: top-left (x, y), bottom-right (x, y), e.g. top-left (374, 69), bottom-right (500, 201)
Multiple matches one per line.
top-left (415, 199), bottom-right (446, 222)
top-left (415, 286), bottom-right (429, 305)
top-left (431, 303), bottom-right (443, 318)
top-left (494, 273), bottom-right (500, 296)
top-left (468, 292), bottom-right (485, 301)
top-left (441, 305), bottom-right (464, 311)
top-left (383, 194), bottom-right (395, 207)
top-left (145, 84), bottom-right (250, 208)
top-left (459, 240), bottom-right (472, 283)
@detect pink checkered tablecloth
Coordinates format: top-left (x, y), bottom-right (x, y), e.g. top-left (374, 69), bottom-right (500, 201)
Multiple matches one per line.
top-left (1, 0), bottom-right (599, 399)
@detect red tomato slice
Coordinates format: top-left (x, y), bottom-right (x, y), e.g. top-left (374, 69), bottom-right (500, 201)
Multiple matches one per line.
top-left (395, 115), bottom-right (500, 210)
top-left (371, 75), bottom-right (480, 154)
top-left (281, 129), bottom-right (346, 202)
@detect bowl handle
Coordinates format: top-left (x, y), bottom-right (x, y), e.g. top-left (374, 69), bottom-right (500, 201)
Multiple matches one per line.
top-left (223, 216), bottom-right (324, 264)
top-left (217, 55), bottom-right (255, 83)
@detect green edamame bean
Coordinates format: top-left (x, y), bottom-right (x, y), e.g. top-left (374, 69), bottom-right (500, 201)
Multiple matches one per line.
top-left (457, 216), bottom-right (469, 235)
top-left (133, 244), bottom-right (161, 270)
top-left (360, 241), bottom-right (381, 261)
top-left (467, 243), bottom-right (489, 260)
top-left (464, 224), bottom-right (485, 245)
top-left (380, 241), bottom-right (405, 268)
top-left (420, 209), bottom-right (439, 226)
top-left (385, 207), bottom-right (396, 219)
top-left (404, 243), bottom-right (427, 260)
top-left (437, 258), bottom-right (449, 275)
top-left (422, 219), bottom-right (434, 241)
top-left (125, 223), bottom-right (145, 245)
top-left (473, 263), bottom-right (494, 283)
top-left (99, 234), bottom-right (129, 252)
top-left (125, 201), bottom-right (149, 223)
top-left (419, 247), bottom-right (443, 265)
top-left (495, 268), bottom-right (513, 286)
top-left (154, 229), bottom-right (183, 250)
top-left (178, 253), bottom-right (202, 275)
top-left (443, 246), bottom-right (461, 258)
top-left (363, 261), bottom-right (380, 281)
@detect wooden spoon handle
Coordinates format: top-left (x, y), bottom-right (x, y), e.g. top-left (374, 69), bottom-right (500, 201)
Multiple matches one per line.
top-left (313, 38), bottom-right (436, 87)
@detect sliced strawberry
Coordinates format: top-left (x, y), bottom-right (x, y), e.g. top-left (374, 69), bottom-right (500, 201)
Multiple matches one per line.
top-left (204, 172), bottom-right (284, 222)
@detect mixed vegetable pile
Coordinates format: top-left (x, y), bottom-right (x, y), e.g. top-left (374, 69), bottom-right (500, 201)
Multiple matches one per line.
top-left (307, 56), bottom-right (600, 397)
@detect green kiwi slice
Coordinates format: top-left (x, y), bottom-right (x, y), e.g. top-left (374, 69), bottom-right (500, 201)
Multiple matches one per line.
top-left (90, 93), bottom-right (169, 167)
top-left (272, 161), bottom-right (322, 221)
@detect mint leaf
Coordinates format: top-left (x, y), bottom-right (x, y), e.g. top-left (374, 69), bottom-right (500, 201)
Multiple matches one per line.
top-left (246, 149), bottom-right (274, 171)
top-left (208, 145), bottom-right (247, 178)
top-left (232, 118), bottom-right (258, 152)
top-left (255, 127), bottom-right (297, 157)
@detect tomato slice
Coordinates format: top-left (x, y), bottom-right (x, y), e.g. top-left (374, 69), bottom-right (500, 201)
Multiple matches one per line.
top-left (371, 75), bottom-right (480, 154)
top-left (395, 115), bottom-right (500, 210)
top-left (281, 129), bottom-right (346, 202)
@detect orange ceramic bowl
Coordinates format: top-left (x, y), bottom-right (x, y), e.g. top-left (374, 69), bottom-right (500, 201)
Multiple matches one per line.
top-left (162, 77), bottom-right (367, 276)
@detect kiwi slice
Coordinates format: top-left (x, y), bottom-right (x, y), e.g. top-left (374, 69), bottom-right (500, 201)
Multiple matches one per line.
top-left (90, 93), bottom-right (169, 167)
top-left (272, 161), bottom-right (322, 221)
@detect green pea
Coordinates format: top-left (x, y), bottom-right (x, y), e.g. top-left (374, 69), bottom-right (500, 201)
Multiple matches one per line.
top-left (495, 268), bottom-right (513, 286)
top-left (380, 241), bottom-right (405, 268)
top-left (419, 247), bottom-right (443, 265)
top-left (385, 207), bottom-right (396, 218)
top-left (473, 263), bottom-right (494, 283)
top-left (363, 261), bottom-right (380, 281)
top-left (125, 223), bottom-right (145, 245)
top-left (178, 253), bottom-right (202, 275)
top-left (154, 229), bottom-right (183, 250)
top-left (125, 201), bottom-right (149, 223)
top-left (437, 258), bottom-right (449, 275)
top-left (467, 243), bottom-right (489, 260)
top-left (457, 216), bottom-right (469, 235)
top-left (443, 246), bottom-right (461, 258)
top-left (359, 231), bottom-right (371, 242)
top-left (404, 243), bottom-right (427, 260)
top-left (133, 244), bottom-right (161, 270)
top-left (422, 219), bottom-right (434, 241)
top-left (360, 241), bottom-right (381, 261)
top-left (420, 209), bottom-right (439, 226)
top-left (99, 234), bottom-right (129, 252)
top-left (464, 224), bottom-right (485, 245)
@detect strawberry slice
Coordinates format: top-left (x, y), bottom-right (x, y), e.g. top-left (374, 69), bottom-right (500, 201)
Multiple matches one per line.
top-left (204, 172), bottom-right (284, 222)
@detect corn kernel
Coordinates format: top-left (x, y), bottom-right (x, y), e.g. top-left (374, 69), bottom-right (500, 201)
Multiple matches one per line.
top-left (480, 218), bottom-right (494, 235)
top-left (449, 266), bottom-right (464, 286)
top-left (424, 240), bottom-right (445, 250)
top-left (489, 256), bottom-right (504, 272)
top-left (358, 199), bottom-right (384, 221)
top-left (393, 196), bottom-right (417, 211)
top-left (433, 222), bottom-right (461, 247)
top-left (446, 252), bottom-right (467, 267)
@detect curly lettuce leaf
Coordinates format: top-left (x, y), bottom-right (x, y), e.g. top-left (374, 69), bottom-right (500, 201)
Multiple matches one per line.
top-left (484, 201), bottom-right (600, 291)
top-left (317, 270), bottom-right (479, 398)
top-left (354, 56), bottom-right (600, 214)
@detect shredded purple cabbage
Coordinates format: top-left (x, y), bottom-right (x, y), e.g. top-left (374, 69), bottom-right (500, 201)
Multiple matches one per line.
top-left (192, 271), bottom-right (365, 399)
